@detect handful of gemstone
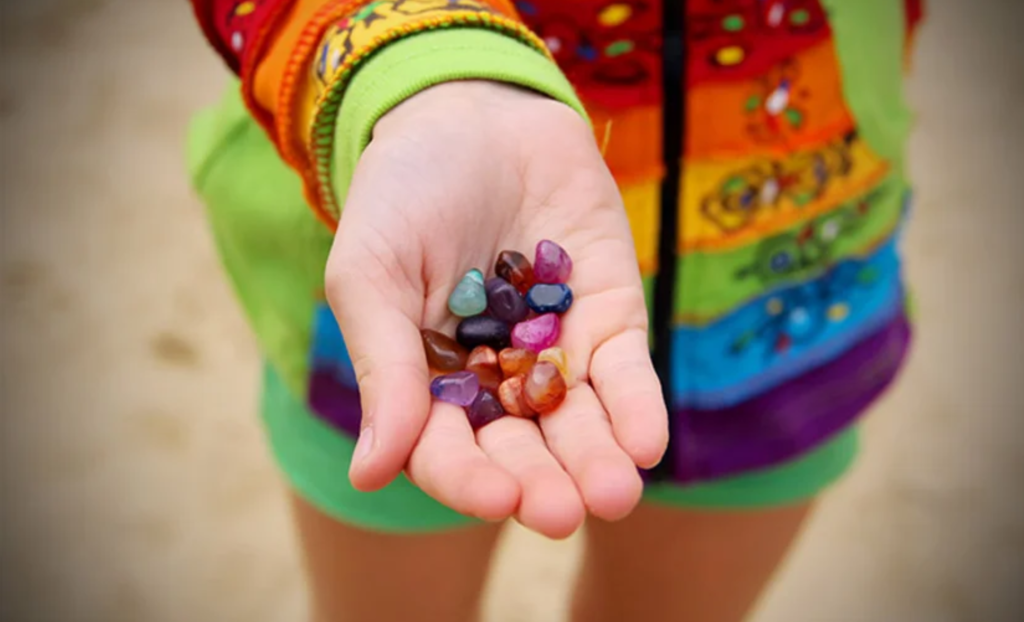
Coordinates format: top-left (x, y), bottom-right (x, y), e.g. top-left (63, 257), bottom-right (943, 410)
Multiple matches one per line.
top-left (421, 240), bottom-right (574, 429)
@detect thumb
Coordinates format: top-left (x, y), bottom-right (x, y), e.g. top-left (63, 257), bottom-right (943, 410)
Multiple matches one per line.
top-left (325, 229), bottom-right (431, 492)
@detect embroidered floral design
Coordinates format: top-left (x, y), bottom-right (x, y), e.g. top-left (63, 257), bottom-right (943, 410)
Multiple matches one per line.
top-left (744, 57), bottom-right (812, 142)
top-left (729, 257), bottom-right (880, 358)
top-left (733, 186), bottom-right (884, 288)
top-left (700, 132), bottom-right (855, 234)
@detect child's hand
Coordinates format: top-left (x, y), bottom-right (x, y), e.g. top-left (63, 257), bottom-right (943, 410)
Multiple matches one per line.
top-left (326, 81), bottom-right (668, 538)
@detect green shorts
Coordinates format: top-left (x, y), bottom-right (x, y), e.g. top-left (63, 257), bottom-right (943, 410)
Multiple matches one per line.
top-left (262, 363), bottom-right (857, 533)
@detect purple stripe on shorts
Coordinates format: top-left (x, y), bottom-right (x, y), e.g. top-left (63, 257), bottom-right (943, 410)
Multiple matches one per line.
top-left (667, 312), bottom-right (911, 483)
top-left (308, 366), bottom-right (363, 438)
top-left (308, 314), bottom-right (911, 487)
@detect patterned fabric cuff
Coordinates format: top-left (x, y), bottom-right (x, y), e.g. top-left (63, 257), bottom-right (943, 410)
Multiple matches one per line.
top-left (295, 0), bottom-right (577, 227)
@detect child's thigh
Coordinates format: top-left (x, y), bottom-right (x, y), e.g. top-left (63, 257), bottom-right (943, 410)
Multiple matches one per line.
top-left (574, 502), bottom-right (813, 622)
top-left (290, 493), bottom-right (502, 622)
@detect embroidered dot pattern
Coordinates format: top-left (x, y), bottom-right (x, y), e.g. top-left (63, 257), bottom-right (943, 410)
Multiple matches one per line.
top-left (716, 45), bottom-right (744, 66)
top-left (598, 4), bottom-right (632, 27)
top-left (828, 303), bottom-right (850, 322)
top-left (605, 40), bottom-right (634, 56)
top-left (722, 14), bottom-right (744, 32)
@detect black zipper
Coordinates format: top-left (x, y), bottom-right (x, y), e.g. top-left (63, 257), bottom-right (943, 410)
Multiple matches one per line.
top-left (649, 0), bottom-right (687, 481)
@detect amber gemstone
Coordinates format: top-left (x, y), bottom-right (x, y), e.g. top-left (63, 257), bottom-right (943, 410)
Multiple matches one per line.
top-left (497, 375), bottom-right (536, 418)
top-left (466, 346), bottom-right (502, 391)
top-left (495, 250), bottom-right (535, 295)
top-left (497, 348), bottom-right (538, 379)
top-left (537, 347), bottom-right (569, 382)
top-left (523, 361), bottom-right (568, 415)
top-left (421, 329), bottom-right (468, 372)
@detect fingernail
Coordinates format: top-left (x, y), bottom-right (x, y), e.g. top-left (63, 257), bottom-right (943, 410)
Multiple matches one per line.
top-left (353, 425), bottom-right (375, 465)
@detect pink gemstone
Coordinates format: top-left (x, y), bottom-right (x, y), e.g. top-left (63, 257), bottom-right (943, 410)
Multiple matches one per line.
top-left (534, 240), bottom-right (573, 284)
top-left (511, 313), bottom-right (561, 353)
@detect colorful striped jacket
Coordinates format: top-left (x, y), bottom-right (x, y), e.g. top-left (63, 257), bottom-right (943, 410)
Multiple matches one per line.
top-left (189, 0), bottom-right (923, 483)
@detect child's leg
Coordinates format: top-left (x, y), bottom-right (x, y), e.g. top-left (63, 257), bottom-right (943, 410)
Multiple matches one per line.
top-left (571, 502), bottom-right (812, 622)
top-left (570, 429), bottom-right (858, 622)
top-left (290, 493), bottom-right (502, 622)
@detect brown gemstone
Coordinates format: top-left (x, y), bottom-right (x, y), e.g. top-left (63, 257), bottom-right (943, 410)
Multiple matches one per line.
top-left (495, 250), bottom-right (535, 295)
top-left (523, 361), bottom-right (567, 415)
top-left (498, 347), bottom-right (537, 379)
top-left (421, 329), bottom-right (468, 372)
top-left (497, 375), bottom-right (536, 418)
top-left (466, 346), bottom-right (502, 391)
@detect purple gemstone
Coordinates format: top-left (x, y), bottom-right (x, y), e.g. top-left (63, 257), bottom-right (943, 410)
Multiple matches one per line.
top-left (430, 371), bottom-right (480, 407)
top-left (534, 240), bottom-right (572, 284)
top-left (511, 313), bottom-right (561, 353)
top-left (467, 389), bottom-right (506, 429)
top-left (485, 277), bottom-right (529, 324)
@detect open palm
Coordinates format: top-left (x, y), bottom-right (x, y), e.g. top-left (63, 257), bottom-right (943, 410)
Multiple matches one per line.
top-left (326, 81), bottom-right (668, 538)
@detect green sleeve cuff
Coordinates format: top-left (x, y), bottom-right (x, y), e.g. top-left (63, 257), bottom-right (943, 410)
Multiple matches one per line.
top-left (330, 28), bottom-right (587, 214)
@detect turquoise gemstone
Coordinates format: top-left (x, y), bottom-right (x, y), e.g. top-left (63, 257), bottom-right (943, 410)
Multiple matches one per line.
top-left (448, 269), bottom-right (488, 317)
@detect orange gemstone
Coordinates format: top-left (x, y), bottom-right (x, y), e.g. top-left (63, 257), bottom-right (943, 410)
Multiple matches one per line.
top-left (523, 361), bottom-right (568, 415)
top-left (466, 346), bottom-right (502, 391)
top-left (497, 375), bottom-right (536, 418)
top-left (422, 329), bottom-right (468, 372)
top-left (466, 345), bottom-right (498, 369)
top-left (498, 348), bottom-right (538, 379)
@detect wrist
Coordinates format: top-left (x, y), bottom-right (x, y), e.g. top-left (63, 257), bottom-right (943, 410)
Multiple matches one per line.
top-left (374, 80), bottom-right (576, 141)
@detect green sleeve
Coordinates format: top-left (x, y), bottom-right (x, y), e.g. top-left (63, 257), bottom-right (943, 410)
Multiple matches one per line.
top-left (330, 28), bottom-right (588, 211)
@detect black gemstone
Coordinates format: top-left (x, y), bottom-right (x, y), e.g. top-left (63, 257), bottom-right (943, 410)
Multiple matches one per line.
top-left (456, 316), bottom-right (511, 351)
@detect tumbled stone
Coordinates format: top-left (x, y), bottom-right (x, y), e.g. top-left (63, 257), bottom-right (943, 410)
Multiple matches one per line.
top-left (467, 389), bottom-right (505, 429)
top-left (485, 277), bottom-right (529, 324)
top-left (495, 250), bottom-right (535, 294)
top-left (430, 371), bottom-right (480, 407)
top-left (523, 361), bottom-right (567, 415)
top-left (534, 239), bottom-right (573, 284)
top-left (497, 375), bottom-right (536, 418)
top-left (511, 313), bottom-right (560, 353)
top-left (421, 329), bottom-right (469, 372)
top-left (466, 345), bottom-right (502, 391)
top-left (537, 347), bottom-right (569, 382)
top-left (456, 316), bottom-right (511, 351)
top-left (448, 269), bottom-right (487, 317)
top-left (498, 348), bottom-right (537, 379)
top-left (526, 283), bottom-right (573, 315)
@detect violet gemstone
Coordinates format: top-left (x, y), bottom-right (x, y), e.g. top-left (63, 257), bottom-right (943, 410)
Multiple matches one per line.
top-left (526, 283), bottom-right (573, 315)
top-left (511, 313), bottom-right (561, 353)
top-left (534, 240), bottom-right (573, 284)
top-left (485, 277), bottom-right (529, 324)
top-left (467, 389), bottom-right (506, 429)
top-left (430, 371), bottom-right (480, 407)
top-left (456, 316), bottom-right (511, 351)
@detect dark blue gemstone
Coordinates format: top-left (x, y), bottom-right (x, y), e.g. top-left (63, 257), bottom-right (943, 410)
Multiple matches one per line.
top-left (526, 283), bottom-right (573, 315)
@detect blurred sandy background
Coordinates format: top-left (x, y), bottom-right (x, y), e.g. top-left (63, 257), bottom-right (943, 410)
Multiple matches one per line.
top-left (1, 0), bottom-right (1022, 620)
